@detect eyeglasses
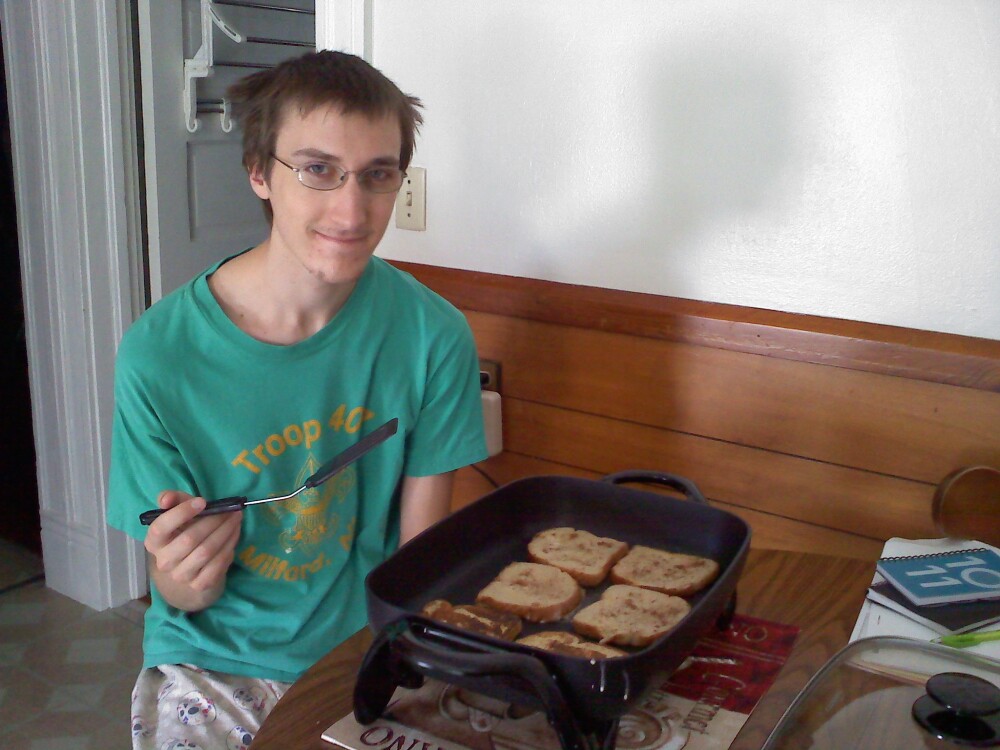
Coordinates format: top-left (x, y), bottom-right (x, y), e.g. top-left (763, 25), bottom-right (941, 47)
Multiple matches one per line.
top-left (270, 154), bottom-right (405, 194)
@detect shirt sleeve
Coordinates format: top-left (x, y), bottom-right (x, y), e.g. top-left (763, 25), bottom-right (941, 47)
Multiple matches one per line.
top-left (106, 343), bottom-right (198, 541)
top-left (403, 318), bottom-right (487, 478)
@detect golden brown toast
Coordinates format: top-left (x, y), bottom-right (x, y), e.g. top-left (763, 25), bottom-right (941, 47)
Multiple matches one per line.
top-left (421, 599), bottom-right (523, 640)
top-left (610, 545), bottom-right (719, 596)
top-left (571, 584), bottom-right (690, 647)
top-left (476, 562), bottom-right (584, 623)
top-left (516, 630), bottom-right (626, 659)
top-left (527, 527), bottom-right (629, 587)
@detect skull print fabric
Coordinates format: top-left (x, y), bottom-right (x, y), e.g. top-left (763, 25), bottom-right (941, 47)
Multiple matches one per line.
top-left (131, 664), bottom-right (290, 750)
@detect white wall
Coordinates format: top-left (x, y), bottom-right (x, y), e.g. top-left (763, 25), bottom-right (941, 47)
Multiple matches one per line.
top-left (361, 1), bottom-right (999, 340)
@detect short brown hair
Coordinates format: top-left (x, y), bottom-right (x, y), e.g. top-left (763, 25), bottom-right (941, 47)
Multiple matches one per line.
top-left (226, 51), bottom-right (423, 221)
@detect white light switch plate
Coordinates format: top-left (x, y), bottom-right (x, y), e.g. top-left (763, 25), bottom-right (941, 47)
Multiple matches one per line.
top-left (395, 167), bottom-right (426, 231)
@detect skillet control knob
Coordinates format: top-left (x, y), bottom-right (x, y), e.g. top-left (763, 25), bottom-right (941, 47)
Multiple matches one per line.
top-left (912, 672), bottom-right (1000, 747)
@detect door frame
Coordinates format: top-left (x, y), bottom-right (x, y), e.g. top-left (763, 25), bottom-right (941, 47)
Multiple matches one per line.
top-left (1, 0), bottom-right (146, 608)
top-left (0, 0), bottom-right (364, 609)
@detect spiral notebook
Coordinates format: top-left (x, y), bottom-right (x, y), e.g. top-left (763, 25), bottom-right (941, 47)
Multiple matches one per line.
top-left (866, 578), bottom-right (1000, 635)
top-left (851, 538), bottom-right (1000, 664)
top-left (876, 547), bottom-right (1000, 606)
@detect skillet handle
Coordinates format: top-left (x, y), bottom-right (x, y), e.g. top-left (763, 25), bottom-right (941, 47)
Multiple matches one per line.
top-left (354, 616), bottom-right (605, 750)
top-left (601, 470), bottom-right (708, 504)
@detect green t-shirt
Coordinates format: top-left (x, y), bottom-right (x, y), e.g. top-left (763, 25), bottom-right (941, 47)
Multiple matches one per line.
top-left (107, 254), bottom-right (487, 682)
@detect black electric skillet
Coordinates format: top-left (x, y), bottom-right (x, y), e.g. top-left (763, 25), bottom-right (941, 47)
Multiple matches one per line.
top-left (353, 471), bottom-right (751, 750)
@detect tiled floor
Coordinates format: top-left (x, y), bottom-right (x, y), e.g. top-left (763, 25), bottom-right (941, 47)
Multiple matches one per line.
top-left (0, 545), bottom-right (147, 749)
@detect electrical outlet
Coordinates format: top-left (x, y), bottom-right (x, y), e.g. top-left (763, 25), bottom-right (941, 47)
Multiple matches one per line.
top-left (479, 359), bottom-right (502, 455)
top-left (395, 167), bottom-right (426, 231)
top-left (479, 359), bottom-right (501, 392)
top-left (482, 390), bottom-right (503, 456)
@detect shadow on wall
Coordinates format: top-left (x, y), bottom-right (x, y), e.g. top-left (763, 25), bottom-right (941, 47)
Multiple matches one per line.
top-left (459, 19), bottom-right (798, 296)
top-left (645, 49), bottom-right (796, 247)
top-left (430, 7), bottom-right (795, 297)
top-left (567, 41), bottom-right (798, 293)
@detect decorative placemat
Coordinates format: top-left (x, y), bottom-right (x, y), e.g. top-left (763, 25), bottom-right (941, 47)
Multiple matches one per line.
top-left (324, 614), bottom-right (799, 750)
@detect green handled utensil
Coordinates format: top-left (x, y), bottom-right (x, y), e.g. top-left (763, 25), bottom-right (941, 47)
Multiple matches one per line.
top-left (934, 628), bottom-right (1000, 649)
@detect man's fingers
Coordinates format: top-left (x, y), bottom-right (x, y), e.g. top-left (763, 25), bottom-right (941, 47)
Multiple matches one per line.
top-left (161, 511), bottom-right (242, 587)
top-left (156, 490), bottom-right (204, 511)
top-left (157, 490), bottom-right (179, 509)
top-left (146, 497), bottom-right (226, 573)
top-left (144, 496), bottom-right (208, 553)
top-left (189, 516), bottom-right (243, 591)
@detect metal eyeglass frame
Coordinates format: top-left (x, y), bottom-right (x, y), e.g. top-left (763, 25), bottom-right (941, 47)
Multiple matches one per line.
top-left (270, 154), bottom-right (404, 194)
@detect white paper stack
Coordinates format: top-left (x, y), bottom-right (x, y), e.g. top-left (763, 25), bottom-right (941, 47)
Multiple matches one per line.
top-left (850, 537), bottom-right (1000, 663)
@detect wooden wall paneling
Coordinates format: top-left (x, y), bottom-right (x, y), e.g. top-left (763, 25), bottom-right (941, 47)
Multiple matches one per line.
top-left (467, 311), bottom-right (1000, 485)
top-left (452, 467), bottom-right (496, 511)
top-left (403, 262), bottom-right (1000, 559)
top-left (451, 453), bottom-right (604, 511)
top-left (500, 398), bottom-right (938, 542)
top-left (452, 452), bottom-right (885, 560)
top-left (710, 501), bottom-right (885, 560)
top-left (394, 261), bottom-right (1000, 392)
top-left (451, 455), bottom-right (593, 511)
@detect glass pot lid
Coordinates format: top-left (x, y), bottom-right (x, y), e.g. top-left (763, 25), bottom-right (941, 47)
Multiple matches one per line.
top-left (762, 636), bottom-right (1000, 749)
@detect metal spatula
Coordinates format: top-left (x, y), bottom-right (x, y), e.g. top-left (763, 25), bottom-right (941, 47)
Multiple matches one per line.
top-left (139, 417), bottom-right (398, 526)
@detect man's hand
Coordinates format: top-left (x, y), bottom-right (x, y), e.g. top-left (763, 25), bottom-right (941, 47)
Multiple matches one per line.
top-left (144, 490), bottom-right (243, 612)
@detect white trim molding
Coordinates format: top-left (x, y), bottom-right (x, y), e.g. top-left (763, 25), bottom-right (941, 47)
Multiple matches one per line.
top-left (317, 0), bottom-right (372, 59)
top-left (1, 0), bottom-right (147, 609)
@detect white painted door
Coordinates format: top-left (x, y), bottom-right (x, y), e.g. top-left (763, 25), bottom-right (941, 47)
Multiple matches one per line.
top-left (138, 0), bottom-right (316, 300)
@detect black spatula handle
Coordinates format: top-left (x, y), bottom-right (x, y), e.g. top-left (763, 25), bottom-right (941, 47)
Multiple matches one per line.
top-left (139, 495), bottom-right (248, 526)
top-left (305, 418), bottom-right (398, 488)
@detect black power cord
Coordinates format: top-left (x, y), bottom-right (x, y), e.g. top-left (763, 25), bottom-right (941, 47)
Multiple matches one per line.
top-left (470, 462), bottom-right (499, 488)
top-left (0, 572), bottom-right (45, 597)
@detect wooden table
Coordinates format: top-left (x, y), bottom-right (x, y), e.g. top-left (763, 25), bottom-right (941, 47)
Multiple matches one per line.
top-left (253, 549), bottom-right (873, 750)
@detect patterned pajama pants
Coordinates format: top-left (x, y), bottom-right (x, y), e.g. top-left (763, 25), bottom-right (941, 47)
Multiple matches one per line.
top-left (130, 664), bottom-right (291, 750)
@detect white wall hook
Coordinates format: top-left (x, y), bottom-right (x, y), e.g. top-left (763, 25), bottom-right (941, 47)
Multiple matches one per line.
top-left (184, 0), bottom-right (244, 133)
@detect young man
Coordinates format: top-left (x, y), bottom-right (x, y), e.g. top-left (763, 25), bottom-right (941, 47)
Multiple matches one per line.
top-left (108, 51), bottom-right (487, 749)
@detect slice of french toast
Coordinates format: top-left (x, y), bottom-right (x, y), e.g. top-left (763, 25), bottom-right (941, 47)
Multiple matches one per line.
top-left (610, 545), bottom-right (719, 596)
top-left (527, 527), bottom-right (629, 587)
top-left (421, 599), bottom-right (523, 640)
top-left (572, 584), bottom-right (690, 647)
top-left (516, 630), bottom-right (626, 659)
top-left (476, 562), bottom-right (583, 623)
